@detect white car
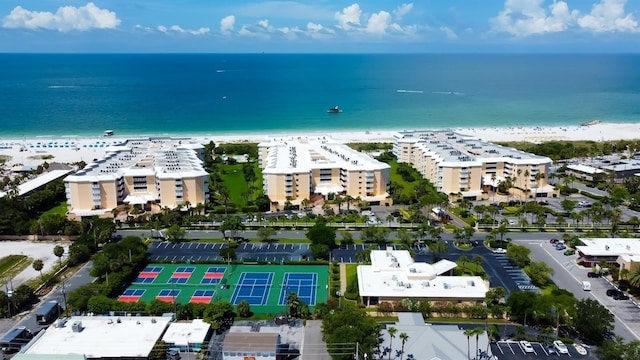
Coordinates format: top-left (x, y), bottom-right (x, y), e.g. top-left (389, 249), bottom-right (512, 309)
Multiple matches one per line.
top-left (493, 248), bottom-right (507, 254)
top-left (553, 340), bottom-right (569, 354)
top-left (520, 340), bottom-right (534, 353)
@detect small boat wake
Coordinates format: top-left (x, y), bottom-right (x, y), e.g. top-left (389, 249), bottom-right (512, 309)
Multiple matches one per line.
top-left (396, 89), bottom-right (423, 94)
top-left (432, 91), bottom-right (465, 95)
top-left (48, 85), bottom-right (79, 89)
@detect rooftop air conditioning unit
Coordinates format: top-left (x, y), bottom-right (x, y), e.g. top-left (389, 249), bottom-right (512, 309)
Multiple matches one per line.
top-left (71, 321), bottom-right (83, 333)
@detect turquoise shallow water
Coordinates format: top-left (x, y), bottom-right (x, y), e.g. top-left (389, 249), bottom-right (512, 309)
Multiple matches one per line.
top-left (0, 53), bottom-right (639, 137)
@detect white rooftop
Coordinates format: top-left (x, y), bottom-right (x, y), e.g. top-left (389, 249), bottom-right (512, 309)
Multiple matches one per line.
top-left (576, 238), bottom-right (640, 257)
top-left (0, 169), bottom-right (72, 198)
top-left (162, 319), bottom-right (210, 347)
top-left (258, 136), bottom-right (389, 174)
top-left (24, 315), bottom-right (172, 358)
top-left (64, 137), bottom-right (207, 183)
top-left (394, 130), bottom-right (551, 165)
top-left (566, 164), bottom-right (605, 175)
top-left (358, 250), bottom-right (488, 300)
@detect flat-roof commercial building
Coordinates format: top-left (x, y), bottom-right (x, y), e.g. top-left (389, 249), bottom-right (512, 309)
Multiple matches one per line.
top-left (357, 250), bottom-right (489, 306)
top-left (64, 137), bottom-right (208, 219)
top-left (576, 238), bottom-right (640, 269)
top-left (23, 315), bottom-right (173, 359)
top-left (222, 332), bottom-right (280, 360)
top-left (162, 319), bottom-right (211, 352)
top-left (258, 137), bottom-right (390, 210)
top-left (565, 164), bottom-right (606, 182)
top-left (393, 130), bottom-right (553, 200)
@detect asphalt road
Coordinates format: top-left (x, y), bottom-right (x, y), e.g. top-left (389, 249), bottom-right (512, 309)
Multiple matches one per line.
top-left (0, 261), bottom-right (95, 341)
top-left (517, 239), bottom-right (640, 343)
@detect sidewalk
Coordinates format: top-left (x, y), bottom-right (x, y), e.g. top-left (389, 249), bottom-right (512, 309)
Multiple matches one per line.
top-left (339, 263), bottom-right (346, 294)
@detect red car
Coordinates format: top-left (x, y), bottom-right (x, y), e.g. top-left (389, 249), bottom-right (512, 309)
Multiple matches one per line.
top-left (550, 238), bottom-right (559, 244)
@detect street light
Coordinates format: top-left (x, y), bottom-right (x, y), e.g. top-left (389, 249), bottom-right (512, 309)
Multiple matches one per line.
top-left (336, 290), bottom-right (342, 308)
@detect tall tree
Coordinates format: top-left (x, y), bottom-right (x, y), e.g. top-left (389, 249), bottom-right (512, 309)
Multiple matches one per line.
top-left (32, 259), bottom-right (44, 281)
top-left (387, 326), bottom-right (398, 360)
top-left (399, 332), bottom-right (409, 360)
top-left (464, 328), bottom-right (474, 360)
top-left (574, 298), bottom-right (615, 343)
top-left (53, 245), bottom-right (64, 267)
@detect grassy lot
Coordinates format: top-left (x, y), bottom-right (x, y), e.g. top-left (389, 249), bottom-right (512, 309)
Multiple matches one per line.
top-left (219, 164), bottom-right (250, 206)
top-left (344, 264), bottom-right (359, 300)
top-left (0, 255), bottom-right (28, 275)
top-left (388, 159), bottom-right (417, 198)
top-left (41, 202), bottom-right (68, 217)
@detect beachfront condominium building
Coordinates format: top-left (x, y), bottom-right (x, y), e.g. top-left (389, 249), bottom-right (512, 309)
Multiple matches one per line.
top-left (64, 137), bottom-right (208, 218)
top-left (393, 130), bottom-right (554, 200)
top-left (258, 137), bottom-right (391, 210)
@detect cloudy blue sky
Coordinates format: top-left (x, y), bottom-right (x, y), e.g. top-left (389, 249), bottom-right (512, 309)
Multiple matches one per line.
top-left (1, 0), bottom-right (639, 52)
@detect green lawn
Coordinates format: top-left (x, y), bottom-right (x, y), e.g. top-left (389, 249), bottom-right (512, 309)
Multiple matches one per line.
top-left (388, 159), bottom-right (417, 197)
top-left (219, 164), bottom-right (249, 206)
top-left (41, 202), bottom-right (68, 217)
top-left (0, 255), bottom-right (28, 276)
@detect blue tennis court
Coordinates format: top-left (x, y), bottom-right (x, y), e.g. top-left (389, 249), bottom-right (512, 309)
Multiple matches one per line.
top-left (201, 267), bottom-right (226, 284)
top-left (230, 272), bottom-right (274, 305)
top-left (143, 266), bottom-right (163, 272)
top-left (278, 273), bottom-right (318, 306)
top-left (157, 289), bottom-right (181, 302)
top-left (176, 266), bottom-right (195, 272)
top-left (193, 290), bottom-right (215, 297)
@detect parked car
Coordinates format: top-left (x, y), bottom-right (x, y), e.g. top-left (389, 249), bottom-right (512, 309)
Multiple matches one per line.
top-left (549, 238), bottom-right (559, 244)
top-left (564, 249), bottom-right (575, 256)
top-left (493, 248), bottom-right (507, 254)
top-left (587, 272), bottom-right (601, 278)
top-left (520, 340), bottom-right (534, 353)
top-left (538, 200), bottom-right (549, 206)
top-left (606, 289), bottom-right (623, 297)
top-left (614, 292), bottom-right (630, 301)
top-left (553, 340), bottom-right (569, 354)
top-left (577, 200), bottom-right (592, 208)
top-left (555, 244), bottom-right (567, 250)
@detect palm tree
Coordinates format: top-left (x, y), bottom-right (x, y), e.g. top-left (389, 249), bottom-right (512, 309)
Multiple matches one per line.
top-left (629, 268), bottom-right (640, 288)
top-left (473, 327), bottom-right (485, 360)
top-left (387, 326), bottom-right (398, 360)
top-left (464, 328), bottom-right (474, 360)
top-left (458, 255), bottom-right (469, 269)
top-left (53, 245), bottom-right (64, 267)
top-left (399, 332), bottom-right (409, 360)
top-left (32, 259), bottom-right (44, 281)
top-left (472, 255), bottom-right (483, 274)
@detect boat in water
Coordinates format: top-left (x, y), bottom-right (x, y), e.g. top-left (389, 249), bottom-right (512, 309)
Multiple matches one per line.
top-left (103, 130), bottom-right (114, 137)
top-left (328, 106), bottom-right (342, 113)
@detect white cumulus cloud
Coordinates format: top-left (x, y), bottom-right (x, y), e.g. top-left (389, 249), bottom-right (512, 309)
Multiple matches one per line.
top-left (2, 2), bottom-right (120, 32)
top-left (366, 11), bottom-right (391, 35)
top-left (394, 3), bottom-right (414, 20)
top-left (220, 15), bottom-right (235, 33)
top-left (490, 0), bottom-right (578, 37)
top-left (335, 3), bottom-right (361, 30)
top-left (577, 0), bottom-right (639, 32)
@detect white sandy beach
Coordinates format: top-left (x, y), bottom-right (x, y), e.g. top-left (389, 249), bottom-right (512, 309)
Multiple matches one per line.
top-left (0, 122), bottom-right (638, 167)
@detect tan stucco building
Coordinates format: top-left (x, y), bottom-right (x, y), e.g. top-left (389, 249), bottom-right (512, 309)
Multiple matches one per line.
top-left (258, 137), bottom-right (390, 210)
top-left (393, 130), bottom-right (553, 200)
top-left (64, 137), bottom-right (208, 218)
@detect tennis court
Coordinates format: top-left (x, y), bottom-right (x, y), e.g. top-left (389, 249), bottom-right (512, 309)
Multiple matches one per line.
top-left (119, 264), bottom-right (328, 313)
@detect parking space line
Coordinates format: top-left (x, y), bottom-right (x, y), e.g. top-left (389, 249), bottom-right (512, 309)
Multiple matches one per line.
top-left (495, 343), bottom-right (504, 355)
top-left (506, 341), bottom-right (516, 355)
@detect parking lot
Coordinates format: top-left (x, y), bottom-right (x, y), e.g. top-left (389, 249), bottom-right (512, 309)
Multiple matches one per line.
top-left (491, 340), bottom-right (596, 359)
top-left (491, 253), bottom-right (539, 292)
top-left (148, 242), bottom-right (311, 262)
top-left (520, 238), bottom-right (640, 342)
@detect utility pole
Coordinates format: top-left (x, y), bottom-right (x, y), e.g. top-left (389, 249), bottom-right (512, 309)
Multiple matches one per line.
top-left (355, 342), bottom-right (359, 360)
top-left (61, 275), bottom-right (68, 316)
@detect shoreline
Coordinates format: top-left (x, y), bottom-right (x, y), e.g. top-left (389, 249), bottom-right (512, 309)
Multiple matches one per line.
top-left (1, 122), bottom-right (639, 166)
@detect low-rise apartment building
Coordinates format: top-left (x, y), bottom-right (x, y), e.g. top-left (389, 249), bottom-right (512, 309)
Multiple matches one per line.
top-left (258, 137), bottom-right (390, 210)
top-left (393, 130), bottom-right (553, 200)
top-left (64, 137), bottom-right (208, 218)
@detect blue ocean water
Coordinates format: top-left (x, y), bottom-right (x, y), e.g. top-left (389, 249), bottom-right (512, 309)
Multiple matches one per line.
top-left (0, 53), bottom-right (639, 137)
